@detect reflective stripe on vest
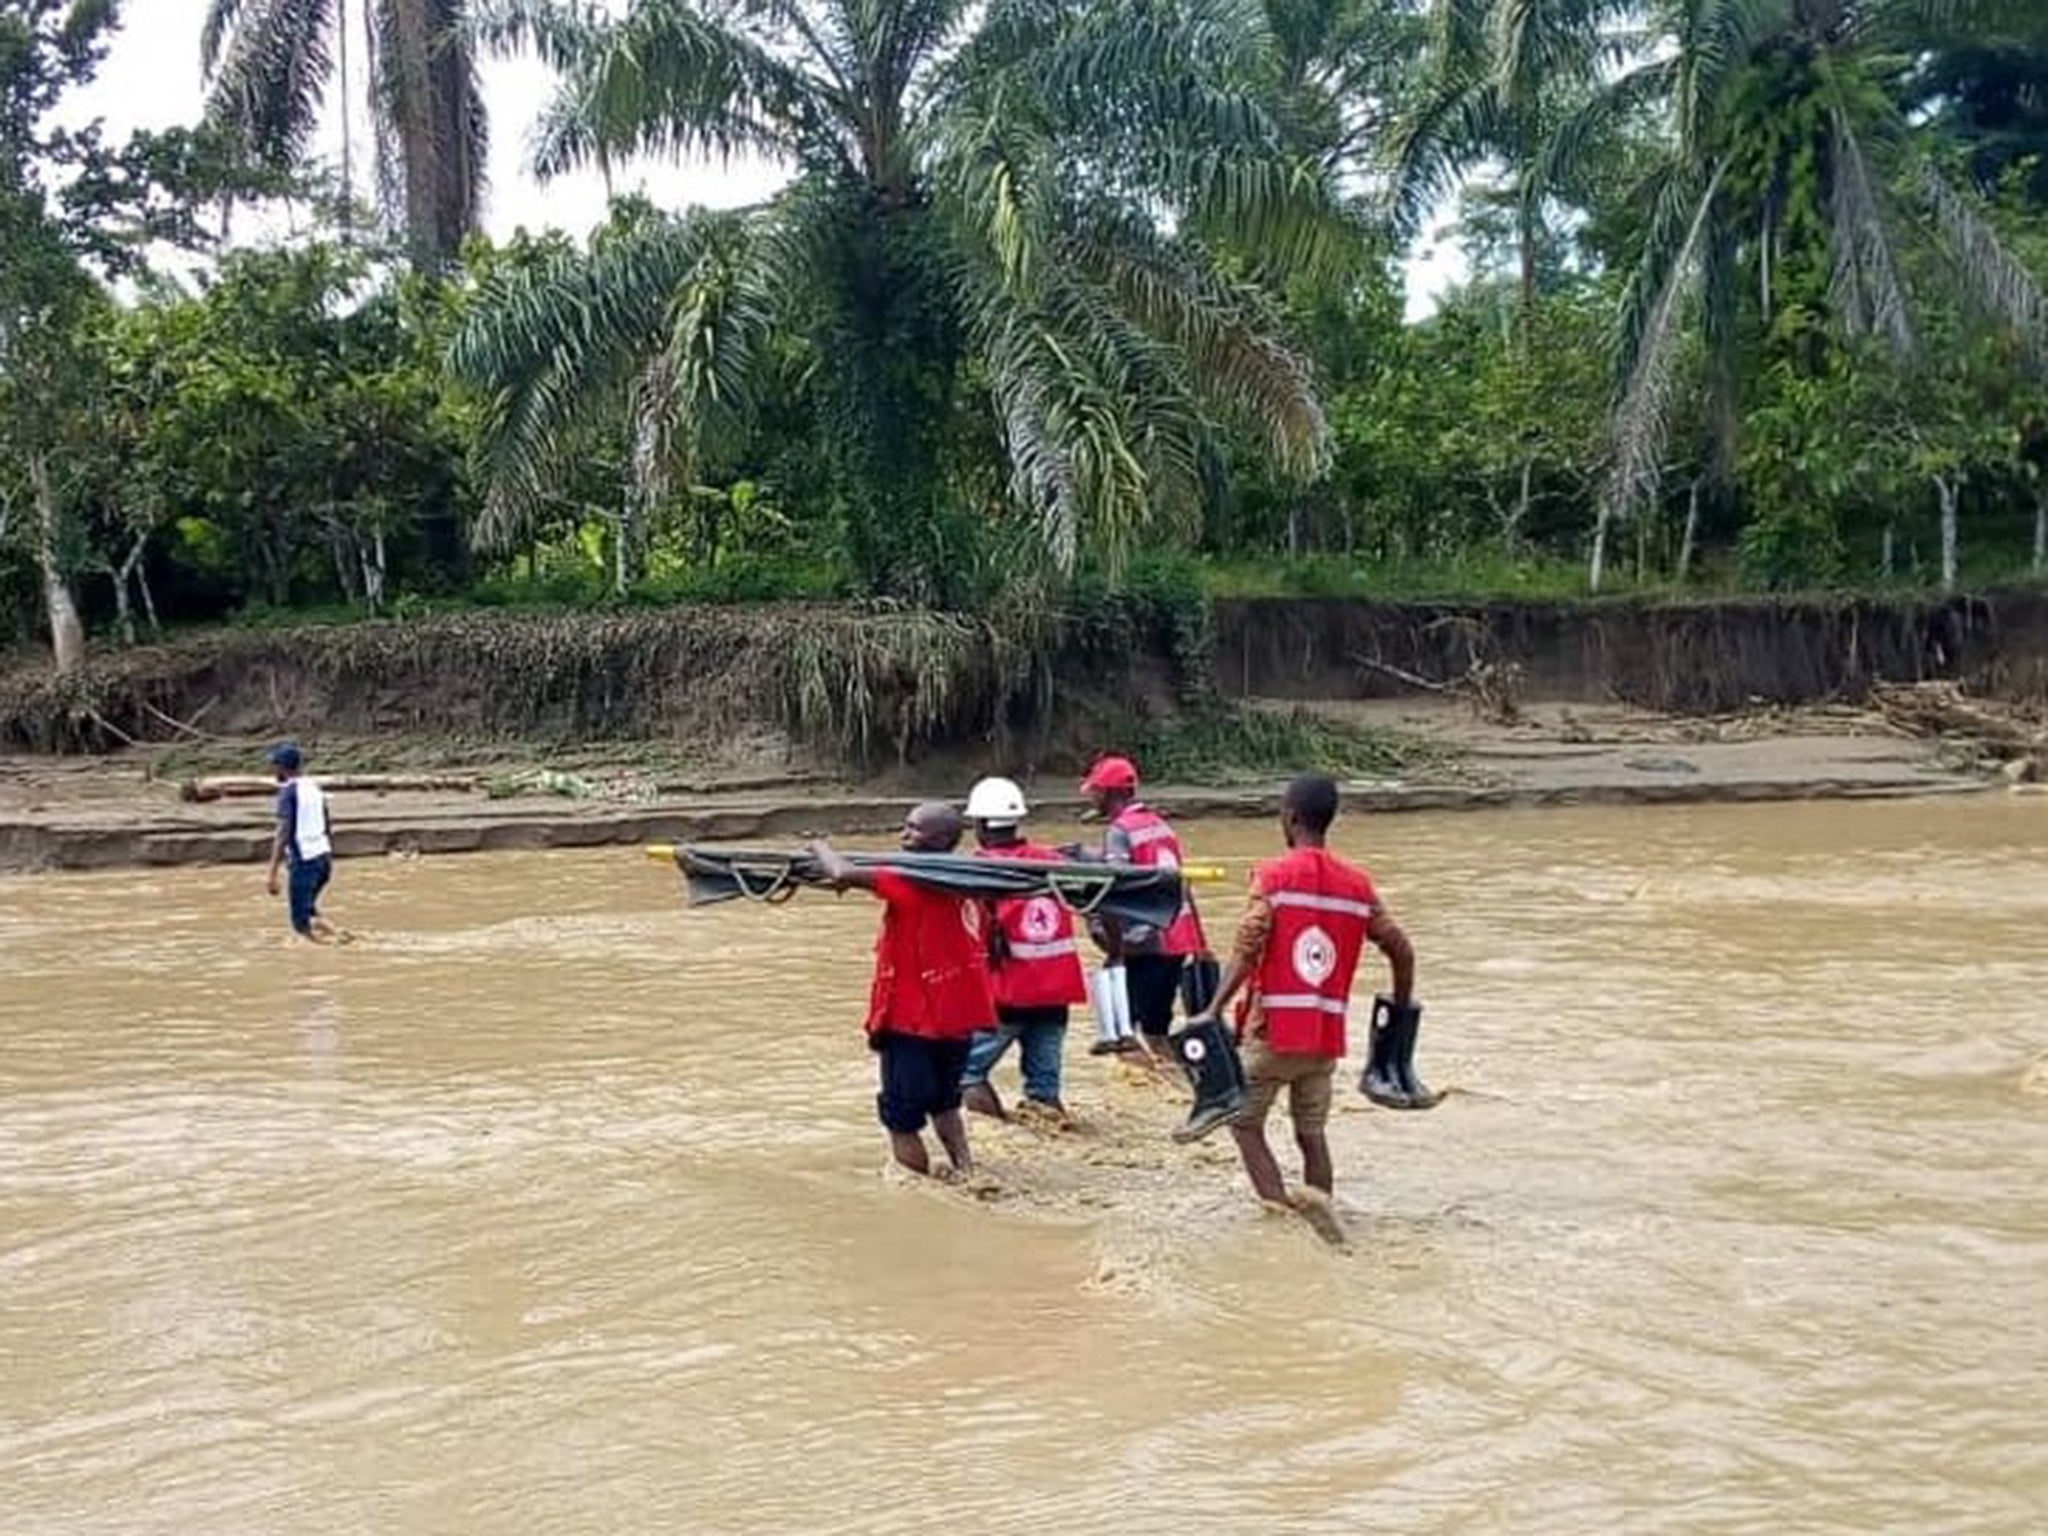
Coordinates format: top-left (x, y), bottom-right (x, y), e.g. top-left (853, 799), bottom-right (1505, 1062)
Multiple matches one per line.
top-left (1113, 806), bottom-right (1207, 955)
top-left (1256, 993), bottom-right (1351, 1014)
top-left (1250, 848), bottom-right (1375, 1057)
top-left (1268, 891), bottom-right (1376, 920)
top-left (1008, 938), bottom-right (1079, 961)
top-left (977, 843), bottom-right (1088, 1007)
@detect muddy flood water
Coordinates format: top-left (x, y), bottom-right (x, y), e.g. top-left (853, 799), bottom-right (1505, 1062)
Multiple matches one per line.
top-left (2, 797), bottom-right (2046, 1533)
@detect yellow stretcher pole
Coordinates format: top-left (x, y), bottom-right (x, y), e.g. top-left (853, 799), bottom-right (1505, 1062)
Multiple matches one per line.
top-left (643, 844), bottom-right (1231, 884)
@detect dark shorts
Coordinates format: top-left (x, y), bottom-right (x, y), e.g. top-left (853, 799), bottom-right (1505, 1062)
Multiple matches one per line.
top-left (874, 1032), bottom-right (973, 1135)
top-left (1125, 953), bottom-right (1187, 1038)
top-left (288, 856), bottom-right (332, 934)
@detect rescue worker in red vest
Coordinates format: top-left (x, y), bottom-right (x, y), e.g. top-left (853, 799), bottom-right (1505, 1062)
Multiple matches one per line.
top-left (810, 803), bottom-right (996, 1180)
top-left (1079, 755), bottom-right (1211, 1050)
top-left (958, 776), bottom-right (1087, 1123)
top-left (1186, 773), bottom-right (1421, 1211)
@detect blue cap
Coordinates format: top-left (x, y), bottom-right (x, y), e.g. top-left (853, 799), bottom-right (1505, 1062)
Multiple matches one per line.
top-left (268, 742), bottom-right (303, 771)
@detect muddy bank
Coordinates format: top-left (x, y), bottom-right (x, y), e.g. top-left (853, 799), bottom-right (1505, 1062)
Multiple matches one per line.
top-left (1215, 590), bottom-right (2048, 712)
top-left (8, 591), bottom-right (2048, 767)
top-left (0, 704), bottom-right (2000, 873)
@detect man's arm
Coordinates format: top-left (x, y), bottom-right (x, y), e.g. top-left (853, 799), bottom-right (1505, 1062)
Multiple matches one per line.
top-left (807, 838), bottom-right (880, 891)
top-left (1368, 910), bottom-right (1415, 1002)
top-left (266, 787), bottom-right (292, 897)
top-left (1194, 887), bottom-right (1271, 1022)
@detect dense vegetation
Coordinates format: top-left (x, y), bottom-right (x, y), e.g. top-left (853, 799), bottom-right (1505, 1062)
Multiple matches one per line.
top-left (3, 0), bottom-right (2047, 675)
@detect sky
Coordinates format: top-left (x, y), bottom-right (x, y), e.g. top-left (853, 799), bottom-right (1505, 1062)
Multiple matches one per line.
top-left (75, 0), bottom-right (1462, 316)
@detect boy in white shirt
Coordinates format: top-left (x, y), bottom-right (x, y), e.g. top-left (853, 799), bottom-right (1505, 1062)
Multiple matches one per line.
top-left (264, 743), bottom-right (345, 942)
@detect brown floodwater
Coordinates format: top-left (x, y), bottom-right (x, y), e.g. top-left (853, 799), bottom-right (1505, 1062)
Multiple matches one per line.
top-left (2, 798), bottom-right (2046, 1533)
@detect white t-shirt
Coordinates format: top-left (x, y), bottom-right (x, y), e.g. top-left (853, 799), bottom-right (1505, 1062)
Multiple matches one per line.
top-left (281, 778), bottom-right (332, 862)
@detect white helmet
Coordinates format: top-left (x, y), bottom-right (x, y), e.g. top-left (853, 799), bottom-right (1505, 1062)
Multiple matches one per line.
top-left (965, 776), bottom-right (1029, 823)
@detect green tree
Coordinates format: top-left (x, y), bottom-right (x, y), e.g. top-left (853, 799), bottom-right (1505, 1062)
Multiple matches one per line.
top-left (1592, 0), bottom-right (2048, 589)
top-left (450, 0), bottom-right (1342, 602)
top-left (123, 246), bottom-right (470, 615)
top-left (1388, 0), bottom-right (1633, 325)
top-left (201, 0), bottom-right (487, 267)
top-left (0, 0), bottom-right (237, 672)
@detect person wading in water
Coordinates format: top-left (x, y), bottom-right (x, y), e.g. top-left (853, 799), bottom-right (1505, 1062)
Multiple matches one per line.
top-left (1079, 755), bottom-right (1213, 1054)
top-left (1186, 773), bottom-right (1421, 1239)
top-left (265, 742), bottom-right (349, 943)
top-left (812, 804), bottom-right (995, 1180)
top-left (958, 776), bottom-right (1086, 1124)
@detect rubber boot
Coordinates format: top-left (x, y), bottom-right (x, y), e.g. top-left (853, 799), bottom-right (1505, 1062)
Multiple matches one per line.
top-left (1388, 997), bottom-right (1442, 1110)
top-left (1179, 955), bottom-right (1222, 1018)
top-left (1360, 995), bottom-right (1414, 1109)
top-left (1168, 1016), bottom-right (1247, 1144)
top-left (1089, 965), bottom-right (1134, 1056)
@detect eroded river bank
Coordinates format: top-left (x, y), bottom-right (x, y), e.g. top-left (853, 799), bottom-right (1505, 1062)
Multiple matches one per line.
top-left (3, 799), bottom-right (2045, 1532)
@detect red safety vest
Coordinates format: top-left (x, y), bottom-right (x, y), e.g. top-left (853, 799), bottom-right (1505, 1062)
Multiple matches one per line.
top-left (976, 842), bottom-right (1087, 1009)
top-left (1248, 847), bottom-right (1377, 1058)
top-left (1110, 803), bottom-right (1208, 956)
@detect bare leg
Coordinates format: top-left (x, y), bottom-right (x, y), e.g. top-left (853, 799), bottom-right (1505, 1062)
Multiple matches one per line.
top-left (961, 1082), bottom-right (1006, 1119)
top-left (1297, 1130), bottom-right (1333, 1195)
top-left (1229, 1123), bottom-right (1289, 1205)
top-left (888, 1132), bottom-right (931, 1175)
top-left (931, 1109), bottom-right (973, 1175)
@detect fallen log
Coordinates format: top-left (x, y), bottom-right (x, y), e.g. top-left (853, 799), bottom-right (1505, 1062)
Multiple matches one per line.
top-left (181, 772), bottom-right (484, 803)
top-left (1870, 681), bottom-right (2044, 751)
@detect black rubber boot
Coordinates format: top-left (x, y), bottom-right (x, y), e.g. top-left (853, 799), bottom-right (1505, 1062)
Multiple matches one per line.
top-left (1179, 956), bottom-right (1222, 1018)
top-left (1388, 997), bottom-right (1442, 1109)
top-left (1360, 995), bottom-right (1416, 1109)
top-left (1168, 1016), bottom-right (1246, 1143)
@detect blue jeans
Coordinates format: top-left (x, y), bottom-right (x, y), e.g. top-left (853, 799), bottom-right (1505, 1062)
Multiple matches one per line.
top-left (961, 1006), bottom-right (1068, 1105)
top-left (288, 855), bottom-right (332, 934)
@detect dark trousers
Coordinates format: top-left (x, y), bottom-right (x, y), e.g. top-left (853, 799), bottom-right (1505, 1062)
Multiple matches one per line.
top-left (1125, 954), bottom-right (1187, 1039)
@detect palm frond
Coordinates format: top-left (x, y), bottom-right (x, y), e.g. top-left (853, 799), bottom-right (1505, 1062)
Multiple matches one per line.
top-left (1537, 55), bottom-right (1679, 204)
top-left (201, 0), bottom-right (255, 74)
top-left (1604, 159), bottom-right (1727, 527)
top-left (448, 207), bottom-right (768, 550)
top-left (1061, 221), bottom-right (1325, 480)
top-left (498, 0), bottom-right (834, 177)
top-left (201, 0), bottom-right (338, 167)
top-left (1825, 105), bottom-right (1913, 357)
top-left (1921, 163), bottom-right (2048, 364)
top-left (470, 0), bottom-right (601, 72)
top-left (1384, 70), bottom-right (1503, 241)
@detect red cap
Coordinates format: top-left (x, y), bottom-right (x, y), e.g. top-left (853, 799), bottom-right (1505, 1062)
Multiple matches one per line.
top-left (1079, 755), bottom-right (1139, 793)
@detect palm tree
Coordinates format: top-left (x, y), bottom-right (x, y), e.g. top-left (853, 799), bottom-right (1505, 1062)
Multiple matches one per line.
top-left (201, 0), bottom-right (487, 267)
top-left (448, 0), bottom-right (1345, 601)
top-left (1592, 0), bottom-right (2048, 588)
top-left (1388, 0), bottom-right (1638, 325)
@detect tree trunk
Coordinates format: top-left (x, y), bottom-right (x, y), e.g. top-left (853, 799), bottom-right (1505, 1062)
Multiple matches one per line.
top-left (1882, 523), bottom-right (1895, 581)
top-left (1677, 481), bottom-right (1700, 581)
top-left (612, 510), bottom-right (629, 597)
top-left (362, 524), bottom-right (387, 612)
top-left (111, 565), bottom-right (133, 645)
top-left (2034, 491), bottom-right (2045, 576)
top-left (1509, 455), bottom-right (1533, 553)
top-left (29, 453), bottom-right (86, 675)
top-left (337, 0), bottom-right (355, 244)
top-left (1588, 504), bottom-right (1609, 593)
top-left (114, 531), bottom-right (149, 646)
top-left (1935, 474), bottom-right (1959, 593)
top-left (1517, 197), bottom-right (1538, 337)
top-left (137, 557), bottom-right (160, 636)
